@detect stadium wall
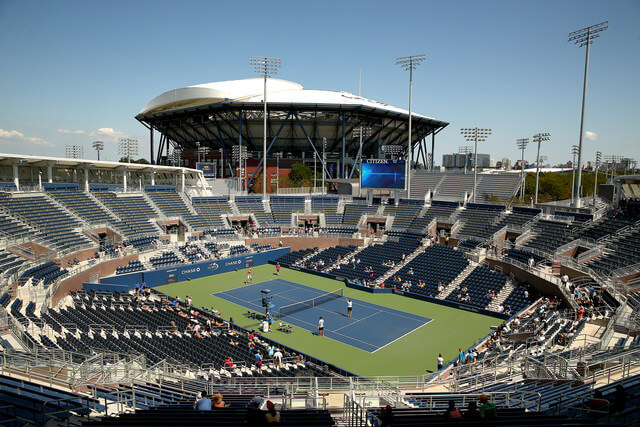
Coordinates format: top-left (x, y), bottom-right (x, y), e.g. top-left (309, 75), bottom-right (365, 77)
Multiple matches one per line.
top-left (251, 237), bottom-right (364, 251)
top-left (91, 248), bottom-right (290, 292)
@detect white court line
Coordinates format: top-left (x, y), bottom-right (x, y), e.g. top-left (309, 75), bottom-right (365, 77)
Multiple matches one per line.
top-left (331, 310), bottom-right (383, 333)
top-left (371, 318), bottom-right (434, 354)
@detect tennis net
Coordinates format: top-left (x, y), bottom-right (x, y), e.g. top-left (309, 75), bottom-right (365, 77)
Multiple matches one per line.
top-left (277, 288), bottom-right (343, 318)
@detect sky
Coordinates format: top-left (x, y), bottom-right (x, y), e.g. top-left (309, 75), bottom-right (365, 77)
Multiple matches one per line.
top-left (0, 0), bottom-right (638, 167)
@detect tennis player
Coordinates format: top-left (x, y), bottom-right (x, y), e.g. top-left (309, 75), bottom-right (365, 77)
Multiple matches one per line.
top-left (245, 268), bottom-right (253, 284)
top-left (276, 262), bottom-right (280, 276)
top-left (317, 317), bottom-right (325, 336)
top-left (346, 298), bottom-right (353, 318)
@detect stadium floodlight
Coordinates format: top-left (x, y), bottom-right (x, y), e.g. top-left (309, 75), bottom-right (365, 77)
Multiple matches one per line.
top-left (533, 132), bottom-right (551, 204)
top-left (461, 128), bottom-right (492, 203)
top-left (118, 138), bottom-right (139, 163)
top-left (396, 54), bottom-right (426, 198)
top-left (381, 145), bottom-right (403, 159)
top-left (593, 151), bottom-right (602, 209)
top-left (170, 147), bottom-right (182, 167)
top-left (568, 21), bottom-right (609, 208)
top-left (92, 141), bottom-right (104, 161)
top-left (232, 145), bottom-right (248, 192)
top-left (251, 56), bottom-right (282, 197)
top-left (65, 145), bottom-right (84, 159)
top-left (322, 137), bottom-right (327, 195)
top-left (516, 138), bottom-right (529, 202)
top-left (571, 145), bottom-right (579, 203)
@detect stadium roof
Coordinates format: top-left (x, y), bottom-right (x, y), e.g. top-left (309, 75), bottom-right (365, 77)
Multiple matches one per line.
top-left (140, 78), bottom-right (438, 121)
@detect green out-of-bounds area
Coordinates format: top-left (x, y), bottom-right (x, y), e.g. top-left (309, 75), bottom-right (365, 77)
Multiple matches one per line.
top-left (155, 264), bottom-right (497, 378)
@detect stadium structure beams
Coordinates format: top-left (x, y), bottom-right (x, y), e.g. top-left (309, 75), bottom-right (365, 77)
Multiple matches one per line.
top-left (136, 103), bottom-right (448, 182)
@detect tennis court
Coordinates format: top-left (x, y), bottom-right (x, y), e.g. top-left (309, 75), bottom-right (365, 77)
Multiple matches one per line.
top-left (214, 278), bottom-right (433, 353)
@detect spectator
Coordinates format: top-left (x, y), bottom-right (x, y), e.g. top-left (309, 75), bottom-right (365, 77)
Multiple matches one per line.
top-left (444, 400), bottom-right (461, 419)
top-left (463, 401), bottom-right (481, 419)
top-left (587, 390), bottom-right (609, 418)
top-left (379, 405), bottom-right (394, 427)
top-left (274, 348), bottom-right (283, 371)
top-left (437, 353), bottom-right (444, 370)
top-left (212, 393), bottom-right (228, 408)
top-left (612, 384), bottom-right (627, 413)
top-left (264, 400), bottom-right (281, 423)
top-left (193, 390), bottom-right (211, 410)
top-left (246, 397), bottom-right (265, 425)
top-left (478, 394), bottom-right (496, 418)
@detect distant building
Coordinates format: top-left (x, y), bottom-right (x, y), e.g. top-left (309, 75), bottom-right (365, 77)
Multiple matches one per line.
top-left (501, 157), bottom-right (512, 170)
top-left (442, 152), bottom-right (491, 170)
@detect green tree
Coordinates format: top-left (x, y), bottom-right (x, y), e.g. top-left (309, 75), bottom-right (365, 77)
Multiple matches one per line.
top-left (290, 163), bottom-right (314, 184)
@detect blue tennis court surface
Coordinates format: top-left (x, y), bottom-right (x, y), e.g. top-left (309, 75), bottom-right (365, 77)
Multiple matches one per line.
top-left (214, 278), bottom-right (433, 353)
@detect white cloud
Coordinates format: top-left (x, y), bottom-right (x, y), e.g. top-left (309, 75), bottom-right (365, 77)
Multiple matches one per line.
top-left (58, 128), bottom-right (85, 135)
top-left (585, 131), bottom-right (598, 140)
top-left (0, 128), bottom-right (55, 147)
top-left (89, 127), bottom-right (127, 141)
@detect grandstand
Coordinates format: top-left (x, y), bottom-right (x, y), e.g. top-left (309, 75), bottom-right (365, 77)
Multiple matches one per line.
top-left (0, 153), bottom-right (639, 425)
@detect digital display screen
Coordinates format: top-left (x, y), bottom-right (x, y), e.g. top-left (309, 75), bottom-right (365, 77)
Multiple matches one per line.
top-left (196, 162), bottom-right (216, 178)
top-left (361, 159), bottom-right (406, 189)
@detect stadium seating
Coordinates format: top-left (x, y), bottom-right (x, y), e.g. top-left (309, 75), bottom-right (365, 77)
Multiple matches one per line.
top-left (301, 245), bottom-right (358, 271)
top-left (341, 203), bottom-right (379, 228)
top-left (586, 227), bottom-right (640, 275)
top-left (116, 260), bottom-right (145, 274)
top-left (47, 188), bottom-right (120, 227)
top-left (149, 251), bottom-right (184, 269)
top-left (275, 248), bottom-right (317, 265)
top-left (455, 203), bottom-right (505, 239)
top-left (146, 187), bottom-right (209, 230)
top-left (191, 196), bottom-right (233, 229)
top-left (384, 200), bottom-right (424, 231)
top-left (391, 244), bottom-right (469, 296)
top-left (475, 173), bottom-right (522, 202)
top-left (269, 196), bottom-right (305, 226)
top-left (310, 196), bottom-right (341, 225)
top-left (0, 192), bottom-right (92, 251)
top-left (521, 218), bottom-right (575, 254)
top-left (234, 196), bottom-right (273, 226)
top-left (434, 174), bottom-right (475, 200)
top-left (93, 191), bottom-right (160, 237)
top-left (445, 265), bottom-right (507, 309)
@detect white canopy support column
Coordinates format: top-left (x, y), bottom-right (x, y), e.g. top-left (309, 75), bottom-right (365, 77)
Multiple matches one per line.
top-left (12, 162), bottom-right (19, 191)
top-left (151, 168), bottom-right (156, 186)
top-left (123, 167), bottom-right (128, 193)
top-left (84, 168), bottom-right (90, 192)
top-left (47, 163), bottom-right (53, 183)
top-left (181, 168), bottom-right (186, 193)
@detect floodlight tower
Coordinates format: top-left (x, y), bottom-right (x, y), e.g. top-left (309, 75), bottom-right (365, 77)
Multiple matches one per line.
top-left (118, 138), bottom-right (139, 163)
top-left (533, 132), bottom-right (551, 204)
top-left (396, 54), bottom-right (426, 199)
top-left (353, 126), bottom-right (370, 196)
top-left (461, 128), bottom-right (491, 203)
top-left (571, 145), bottom-right (579, 203)
top-left (458, 146), bottom-right (473, 173)
top-left (568, 21), bottom-right (609, 208)
top-left (593, 151), bottom-right (602, 209)
top-left (516, 138), bottom-right (529, 202)
top-left (92, 141), bottom-right (104, 161)
top-left (250, 56), bottom-right (282, 197)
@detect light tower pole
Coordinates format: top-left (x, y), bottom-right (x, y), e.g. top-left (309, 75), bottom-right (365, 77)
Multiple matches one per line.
top-left (593, 151), bottom-right (602, 209)
top-left (251, 56), bottom-right (282, 197)
top-left (516, 138), bottom-right (529, 202)
top-left (571, 145), bottom-right (579, 204)
top-left (322, 137), bottom-right (327, 195)
top-left (353, 126), bottom-right (370, 197)
top-left (395, 54), bottom-right (426, 199)
top-left (533, 132), bottom-right (551, 204)
top-left (568, 21), bottom-right (608, 208)
top-left (460, 128), bottom-right (491, 203)
top-left (92, 141), bottom-right (104, 161)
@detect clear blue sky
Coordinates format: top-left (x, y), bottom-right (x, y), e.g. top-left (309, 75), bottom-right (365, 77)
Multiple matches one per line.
top-left (0, 0), bottom-right (638, 166)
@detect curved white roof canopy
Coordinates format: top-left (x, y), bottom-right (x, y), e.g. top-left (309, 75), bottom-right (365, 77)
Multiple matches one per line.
top-left (140, 78), bottom-right (435, 120)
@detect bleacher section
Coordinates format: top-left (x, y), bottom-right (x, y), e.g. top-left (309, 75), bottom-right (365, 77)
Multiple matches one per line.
top-left (191, 196), bottom-right (233, 229)
top-left (335, 234), bottom-right (422, 284)
top-left (455, 203), bottom-right (505, 239)
top-left (149, 251), bottom-right (184, 269)
top-left (93, 191), bottom-right (159, 237)
top-left (0, 211), bottom-right (34, 239)
top-left (521, 218), bottom-right (575, 254)
top-left (0, 193), bottom-right (92, 251)
top-left (19, 260), bottom-right (68, 286)
top-left (0, 249), bottom-right (27, 276)
top-left (234, 196), bottom-right (273, 226)
top-left (434, 174), bottom-right (475, 200)
top-left (47, 188), bottom-right (120, 228)
top-left (392, 245), bottom-right (469, 296)
top-left (341, 204), bottom-right (379, 228)
top-left (384, 200), bottom-right (424, 231)
top-left (301, 245), bottom-right (358, 271)
top-left (116, 260), bottom-right (145, 275)
top-left (445, 265), bottom-right (507, 310)
top-left (475, 173), bottom-right (522, 202)
top-left (586, 227), bottom-right (640, 275)
top-left (310, 196), bottom-right (341, 225)
top-left (145, 187), bottom-right (208, 230)
top-left (275, 248), bottom-right (317, 265)
top-left (409, 171), bottom-right (445, 200)
top-left (270, 196), bottom-right (305, 226)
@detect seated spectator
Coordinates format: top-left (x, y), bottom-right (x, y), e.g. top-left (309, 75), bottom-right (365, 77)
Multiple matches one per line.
top-left (213, 393), bottom-right (228, 408)
top-left (379, 405), bottom-right (394, 427)
top-left (478, 394), bottom-right (496, 418)
top-left (246, 397), bottom-right (265, 425)
top-left (193, 390), bottom-right (211, 410)
top-left (264, 400), bottom-right (280, 423)
top-left (463, 401), bottom-right (481, 419)
top-left (444, 400), bottom-right (461, 418)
